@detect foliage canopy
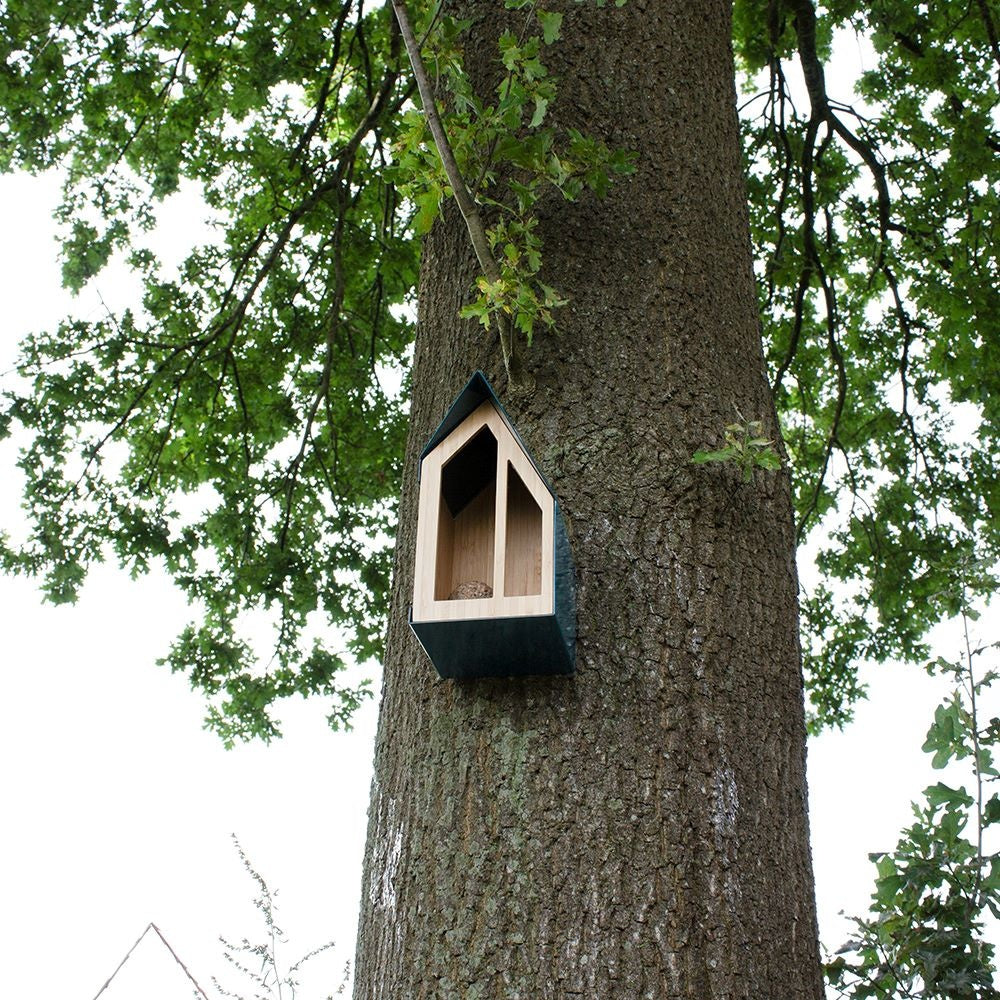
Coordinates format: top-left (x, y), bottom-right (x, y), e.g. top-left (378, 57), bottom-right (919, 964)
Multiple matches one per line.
top-left (0, 0), bottom-right (997, 745)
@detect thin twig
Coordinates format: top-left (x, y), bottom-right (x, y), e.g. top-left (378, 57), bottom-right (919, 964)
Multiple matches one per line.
top-left (91, 922), bottom-right (211, 1000)
top-left (960, 593), bottom-right (986, 911)
top-left (150, 923), bottom-right (213, 1000)
top-left (389, 0), bottom-right (524, 388)
top-left (91, 924), bottom-right (154, 1000)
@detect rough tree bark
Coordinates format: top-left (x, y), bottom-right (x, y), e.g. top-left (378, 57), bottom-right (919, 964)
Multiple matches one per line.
top-left (354, 1), bottom-right (823, 997)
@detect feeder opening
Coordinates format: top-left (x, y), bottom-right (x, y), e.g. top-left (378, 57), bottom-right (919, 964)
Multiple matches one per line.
top-left (504, 462), bottom-right (543, 597)
top-left (435, 426), bottom-right (497, 600)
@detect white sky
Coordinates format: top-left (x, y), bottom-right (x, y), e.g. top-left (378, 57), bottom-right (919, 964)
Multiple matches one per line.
top-left (0, 157), bottom-right (994, 999)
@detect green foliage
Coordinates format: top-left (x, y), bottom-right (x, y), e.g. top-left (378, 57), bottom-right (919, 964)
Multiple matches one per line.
top-left (736, 0), bottom-right (999, 729)
top-left (825, 592), bottom-right (1000, 999)
top-left (393, 0), bottom-right (635, 343)
top-left (0, 0), bottom-right (635, 741)
top-left (692, 412), bottom-right (782, 483)
top-left (2, 0), bottom-right (421, 741)
top-left (0, 0), bottom-right (997, 759)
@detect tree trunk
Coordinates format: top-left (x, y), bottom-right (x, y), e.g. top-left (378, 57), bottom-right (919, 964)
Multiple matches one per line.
top-left (354, 2), bottom-right (823, 997)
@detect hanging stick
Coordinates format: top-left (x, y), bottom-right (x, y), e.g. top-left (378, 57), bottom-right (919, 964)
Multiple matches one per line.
top-left (390, 0), bottom-right (527, 389)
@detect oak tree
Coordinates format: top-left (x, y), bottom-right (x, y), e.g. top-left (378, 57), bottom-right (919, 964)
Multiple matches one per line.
top-left (1, 0), bottom-right (997, 995)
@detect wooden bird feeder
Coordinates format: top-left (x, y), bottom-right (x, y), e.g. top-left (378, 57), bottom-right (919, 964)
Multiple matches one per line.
top-left (410, 372), bottom-right (575, 679)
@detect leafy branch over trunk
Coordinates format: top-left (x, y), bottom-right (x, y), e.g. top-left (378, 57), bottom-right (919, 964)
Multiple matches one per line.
top-left (389, 0), bottom-right (524, 388)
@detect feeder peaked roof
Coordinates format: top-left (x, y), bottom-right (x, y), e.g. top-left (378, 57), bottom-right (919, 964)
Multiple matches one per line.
top-left (419, 371), bottom-right (554, 496)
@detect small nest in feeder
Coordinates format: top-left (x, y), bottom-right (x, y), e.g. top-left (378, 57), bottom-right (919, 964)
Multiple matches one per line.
top-left (448, 580), bottom-right (493, 601)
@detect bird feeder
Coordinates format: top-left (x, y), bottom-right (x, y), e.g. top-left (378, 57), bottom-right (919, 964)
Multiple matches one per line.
top-left (410, 372), bottom-right (575, 679)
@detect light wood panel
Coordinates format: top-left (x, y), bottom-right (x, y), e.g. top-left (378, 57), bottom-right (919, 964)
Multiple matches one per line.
top-left (434, 482), bottom-right (495, 599)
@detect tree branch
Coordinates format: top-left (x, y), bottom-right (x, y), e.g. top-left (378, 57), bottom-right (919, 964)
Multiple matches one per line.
top-left (389, 0), bottom-right (526, 389)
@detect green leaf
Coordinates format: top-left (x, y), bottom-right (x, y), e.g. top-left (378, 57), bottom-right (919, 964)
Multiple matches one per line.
top-left (537, 10), bottom-right (564, 44)
top-left (692, 448), bottom-right (736, 464)
top-left (984, 793), bottom-right (1000, 827)
top-left (924, 782), bottom-right (972, 810)
top-left (530, 95), bottom-right (550, 128)
top-left (414, 188), bottom-right (441, 235)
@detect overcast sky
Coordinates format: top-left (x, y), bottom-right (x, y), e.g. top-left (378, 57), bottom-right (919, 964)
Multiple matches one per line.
top-left (0, 153), bottom-right (992, 999)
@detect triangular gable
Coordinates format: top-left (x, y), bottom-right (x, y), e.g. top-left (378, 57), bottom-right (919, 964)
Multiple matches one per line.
top-left (419, 371), bottom-right (555, 498)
